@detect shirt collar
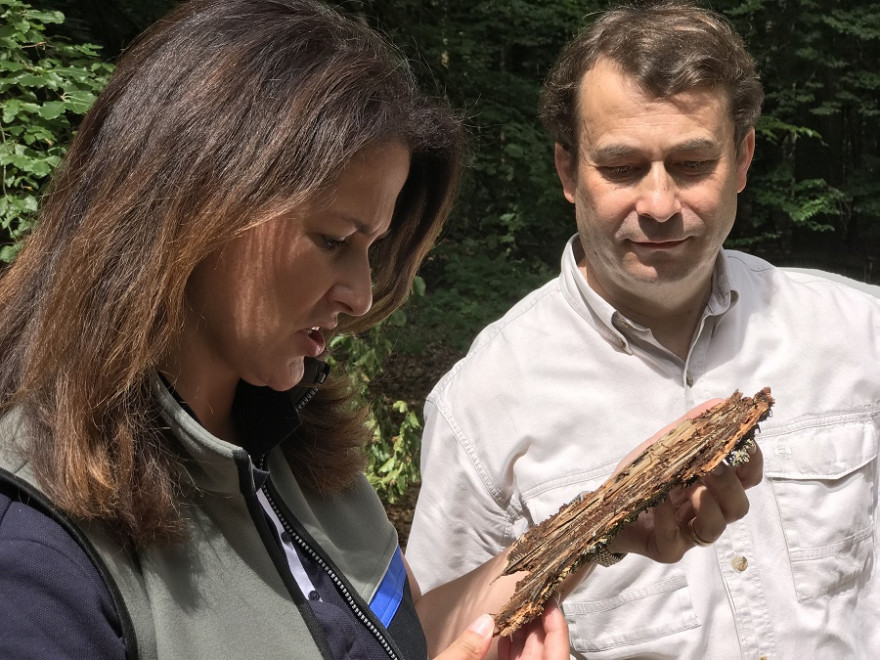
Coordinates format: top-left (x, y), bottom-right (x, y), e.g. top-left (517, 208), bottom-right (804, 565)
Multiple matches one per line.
top-left (560, 236), bottom-right (740, 350)
top-left (560, 236), bottom-right (632, 352)
top-left (709, 249), bottom-right (740, 314)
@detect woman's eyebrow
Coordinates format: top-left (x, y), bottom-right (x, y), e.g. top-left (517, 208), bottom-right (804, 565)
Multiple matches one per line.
top-left (344, 216), bottom-right (391, 239)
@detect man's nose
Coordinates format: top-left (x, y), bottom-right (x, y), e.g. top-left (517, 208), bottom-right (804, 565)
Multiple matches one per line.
top-left (635, 164), bottom-right (681, 222)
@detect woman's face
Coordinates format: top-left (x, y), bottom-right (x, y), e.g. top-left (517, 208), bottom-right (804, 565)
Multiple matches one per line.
top-left (180, 142), bottom-right (411, 393)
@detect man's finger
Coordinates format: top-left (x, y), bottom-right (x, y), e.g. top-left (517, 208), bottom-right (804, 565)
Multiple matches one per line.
top-left (736, 441), bottom-right (764, 489)
top-left (652, 499), bottom-right (688, 561)
top-left (688, 484), bottom-right (727, 543)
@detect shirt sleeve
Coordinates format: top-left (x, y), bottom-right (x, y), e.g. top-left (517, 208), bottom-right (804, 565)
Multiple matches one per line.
top-left (0, 494), bottom-right (126, 660)
top-left (406, 394), bottom-right (516, 593)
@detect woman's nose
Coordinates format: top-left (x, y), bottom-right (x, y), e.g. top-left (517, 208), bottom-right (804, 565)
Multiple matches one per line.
top-left (333, 256), bottom-right (373, 317)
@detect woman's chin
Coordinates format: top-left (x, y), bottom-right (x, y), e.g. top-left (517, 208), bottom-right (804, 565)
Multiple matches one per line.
top-left (249, 359), bottom-right (306, 392)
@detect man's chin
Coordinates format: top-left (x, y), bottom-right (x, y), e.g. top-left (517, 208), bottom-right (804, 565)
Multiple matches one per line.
top-left (626, 257), bottom-right (703, 284)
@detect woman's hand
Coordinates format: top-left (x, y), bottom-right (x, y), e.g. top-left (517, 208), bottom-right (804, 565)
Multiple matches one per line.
top-left (434, 601), bottom-right (568, 660)
top-left (607, 399), bottom-right (764, 562)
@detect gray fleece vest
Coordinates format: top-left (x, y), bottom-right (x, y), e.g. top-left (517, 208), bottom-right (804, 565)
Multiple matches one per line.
top-left (0, 379), bottom-right (405, 659)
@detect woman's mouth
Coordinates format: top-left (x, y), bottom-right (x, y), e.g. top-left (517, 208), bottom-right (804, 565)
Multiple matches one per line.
top-left (303, 327), bottom-right (326, 356)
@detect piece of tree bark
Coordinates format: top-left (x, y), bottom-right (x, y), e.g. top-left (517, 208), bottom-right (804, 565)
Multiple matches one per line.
top-left (494, 388), bottom-right (774, 636)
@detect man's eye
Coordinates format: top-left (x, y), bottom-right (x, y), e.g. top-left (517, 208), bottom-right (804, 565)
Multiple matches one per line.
top-left (677, 160), bottom-right (713, 175)
top-left (321, 236), bottom-right (347, 250)
top-left (600, 165), bottom-right (638, 180)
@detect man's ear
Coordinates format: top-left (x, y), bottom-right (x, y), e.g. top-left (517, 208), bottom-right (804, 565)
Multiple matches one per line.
top-left (554, 143), bottom-right (577, 204)
top-left (736, 128), bottom-right (756, 193)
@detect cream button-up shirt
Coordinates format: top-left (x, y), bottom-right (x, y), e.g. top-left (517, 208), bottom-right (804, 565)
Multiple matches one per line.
top-left (408, 236), bottom-right (880, 659)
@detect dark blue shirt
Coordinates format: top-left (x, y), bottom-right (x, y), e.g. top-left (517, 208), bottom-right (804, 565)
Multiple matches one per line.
top-left (0, 491), bottom-right (126, 658)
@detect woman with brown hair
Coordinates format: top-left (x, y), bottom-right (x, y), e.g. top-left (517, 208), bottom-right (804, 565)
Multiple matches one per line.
top-left (0, 0), bottom-right (568, 658)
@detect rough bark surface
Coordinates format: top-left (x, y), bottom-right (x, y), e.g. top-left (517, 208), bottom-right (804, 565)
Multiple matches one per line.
top-left (494, 388), bottom-right (774, 636)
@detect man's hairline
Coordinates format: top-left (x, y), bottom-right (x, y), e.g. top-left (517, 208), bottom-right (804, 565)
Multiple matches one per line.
top-left (562, 60), bottom-right (752, 163)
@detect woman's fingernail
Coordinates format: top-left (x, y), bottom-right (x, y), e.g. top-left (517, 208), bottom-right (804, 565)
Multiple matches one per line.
top-left (468, 614), bottom-right (494, 638)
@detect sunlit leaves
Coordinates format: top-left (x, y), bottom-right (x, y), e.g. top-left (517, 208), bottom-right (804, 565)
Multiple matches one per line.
top-left (0, 0), bottom-right (113, 261)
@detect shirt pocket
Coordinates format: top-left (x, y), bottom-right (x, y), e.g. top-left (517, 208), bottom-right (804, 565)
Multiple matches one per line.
top-left (522, 476), bottom-right (700, 656)
top-left (762, 412), bottom-right (878, 601)
top-left (563, 573), bottom-right (698, 656)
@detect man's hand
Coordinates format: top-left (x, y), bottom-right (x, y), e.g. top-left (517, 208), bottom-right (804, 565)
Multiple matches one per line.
top-left (607, 399), bottom-right (764, 561)
top-left (418, 395), bottom-right (767, 650)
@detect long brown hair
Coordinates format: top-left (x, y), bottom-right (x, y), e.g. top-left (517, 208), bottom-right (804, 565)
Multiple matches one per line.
top-left (541, 0), bottom-right (764, 157)
top-left (0, 0), bottom-right (463, 544)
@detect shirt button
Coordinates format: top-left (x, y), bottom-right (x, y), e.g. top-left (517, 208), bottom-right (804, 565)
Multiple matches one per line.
top-left (309, 590), bottom-right (321, 601)
top-left (685, 373), bottom-right (694, 387)
top-left (281, 531), bottom-right (292, 543)
top-left (731, 556), bottom-right (748, 572)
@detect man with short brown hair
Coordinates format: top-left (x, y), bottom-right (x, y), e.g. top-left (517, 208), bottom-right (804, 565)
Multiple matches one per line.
top-left (408, 2), bottom-right (880, 656)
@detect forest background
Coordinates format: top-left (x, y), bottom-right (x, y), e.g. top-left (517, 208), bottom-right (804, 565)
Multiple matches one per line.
top-left (3, 0), bottom-right (879, 531)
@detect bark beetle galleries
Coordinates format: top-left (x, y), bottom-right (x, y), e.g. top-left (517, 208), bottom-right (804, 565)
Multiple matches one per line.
top-left (494, 388), bottom-right (774, 636)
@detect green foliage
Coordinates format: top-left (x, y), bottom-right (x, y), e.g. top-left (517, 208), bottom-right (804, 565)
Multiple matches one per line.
top-left (329, 306), bottom-right (423, 504)
top-left (398, 242), bottom-right (554, 352)
top-left (6, 0), bottom-right (880, 502)
top-left (349, 1), bottom-right (880, 496)
top-left (344, 0), bottom-right (598, 352)
top-left (722, 0), bottom-right (880, 263)
top-left (21, 0), bottom-right (180, 53)
top-left (0, 0), bottom-right (113, 261)
top-left (353, 0), bottom-right (880, 355)
top-left (365, 396), bottom-right (422, 504)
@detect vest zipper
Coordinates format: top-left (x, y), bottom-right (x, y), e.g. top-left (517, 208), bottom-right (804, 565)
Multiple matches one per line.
top-left (291, 358), bottom-right (329, 413)
top-left (293, 385), bottom-right (319, 413)
top-left (260, 483), bottom-right (400, 660)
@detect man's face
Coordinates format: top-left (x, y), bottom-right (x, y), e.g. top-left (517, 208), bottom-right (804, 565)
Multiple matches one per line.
top-left (555, 57), bottom-right (754, 311)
